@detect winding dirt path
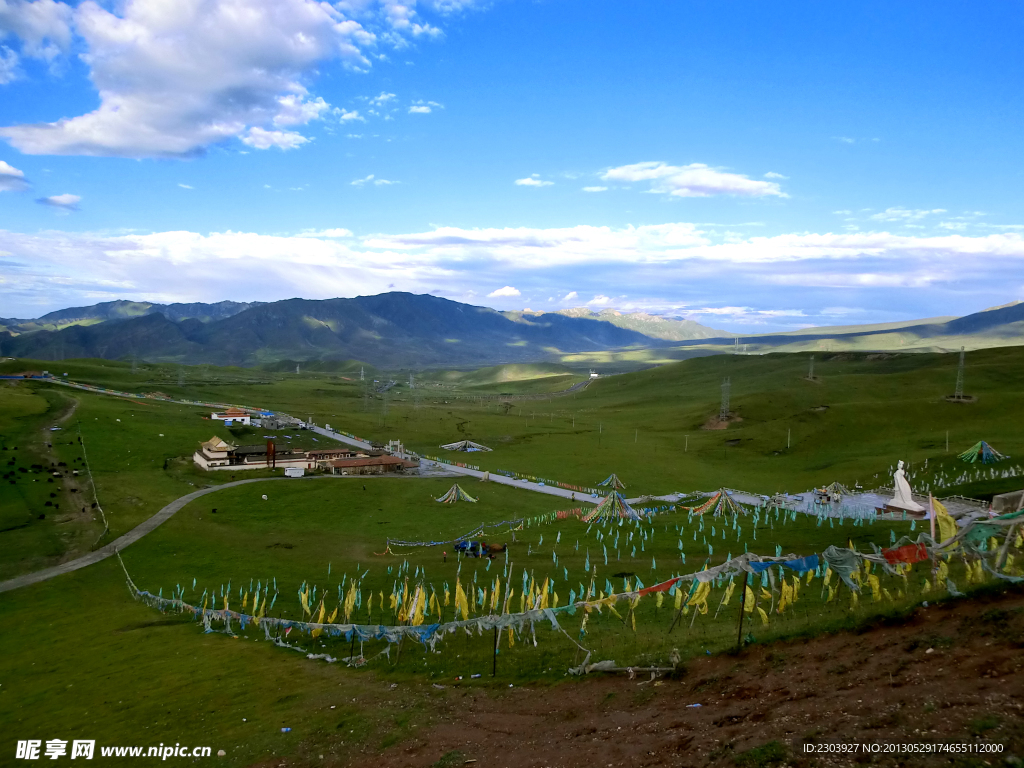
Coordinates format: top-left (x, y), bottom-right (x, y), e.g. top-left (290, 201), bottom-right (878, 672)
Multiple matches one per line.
top-left (0, 476), bottom-right (288, 594)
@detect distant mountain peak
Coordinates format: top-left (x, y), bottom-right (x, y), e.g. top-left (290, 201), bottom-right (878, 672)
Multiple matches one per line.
top-left (551, 306), bottom-right (732, 341)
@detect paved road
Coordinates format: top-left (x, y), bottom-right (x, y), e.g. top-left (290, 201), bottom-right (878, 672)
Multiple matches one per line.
top-left (0, 381), bottom-right (610, 595)
top-left (417, 459), bottom-right (600, 503)
top-left (0, 477), bottom-right (288, 594)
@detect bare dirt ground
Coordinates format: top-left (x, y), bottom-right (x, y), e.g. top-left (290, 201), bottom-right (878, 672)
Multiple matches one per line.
top-left (313, 585), bottom-right (1024, 768)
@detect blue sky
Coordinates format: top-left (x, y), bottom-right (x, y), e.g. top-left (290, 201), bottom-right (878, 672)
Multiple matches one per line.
top-left (1, 0), bottom-right (1022, 330)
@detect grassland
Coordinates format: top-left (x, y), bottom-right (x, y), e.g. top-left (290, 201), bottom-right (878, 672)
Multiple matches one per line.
top-left (1, 348), bottom-right (1023, 765)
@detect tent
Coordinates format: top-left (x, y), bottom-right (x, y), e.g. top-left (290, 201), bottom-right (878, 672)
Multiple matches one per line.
top-left (597, 473), bottom-right (626, 490)
top-left (687, 489), bottom-right (746, 516)
top-left (582, 491), bottom-right (640, 522)
top-left (440, 440), bottom-right (493, 452)
top-left (823, 481), bottom-right (852, 496)
top-left (957, 441), bottom-right (1007, 464)
top-left (436, 484), bottom-right (478, 503)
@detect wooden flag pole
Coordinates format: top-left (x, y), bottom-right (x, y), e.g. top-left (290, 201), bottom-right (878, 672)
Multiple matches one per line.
top-left (929, 495), bottom-right (937, 542)
top-left (736, 572), bottom-right (749, 651)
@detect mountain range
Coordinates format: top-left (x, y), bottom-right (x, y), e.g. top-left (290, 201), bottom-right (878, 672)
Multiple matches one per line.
top-left (1, 294), bottom-right (1022, 370)
top-left (0, 293), bottom-right (679, 368)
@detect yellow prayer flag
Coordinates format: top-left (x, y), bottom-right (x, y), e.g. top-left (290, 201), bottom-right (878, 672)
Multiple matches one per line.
top-left (756, 606), bottom-right (769, 626)
top-left (934, 499), bottom-right (958, 546)
top-left (687, 580), bottom-right (710, 608)
top-left (311, 599), bottom-right (326, 637)
top-left (722, 581), bottom-right (736, 606)
top-left (744, 586), bottom-right (755, 613)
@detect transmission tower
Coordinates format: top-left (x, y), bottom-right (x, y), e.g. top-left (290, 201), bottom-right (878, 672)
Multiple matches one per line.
top-left (719, 377), bottom-right (731, 422)
top-left (177, 366), bottom-right (184, 388)
top-left (409, 373), bottom-right (414, 389)
top-left (807, 355), bottom-right (815, 381)
top-left (360, 366), bottom-right (364, 381)
top-left (733, 337), bottom-right (739, 354)
top-left (295, 363), bottom-right (300, 375)
top-left (954, 346), bottom-right (965, 399)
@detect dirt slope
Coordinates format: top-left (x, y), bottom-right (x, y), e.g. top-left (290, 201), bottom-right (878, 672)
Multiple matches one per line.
top-left (260, 586), bottom-right (1024, 768)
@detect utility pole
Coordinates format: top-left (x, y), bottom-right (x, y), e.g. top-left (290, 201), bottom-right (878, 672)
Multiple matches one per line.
top-left (733, 338), bottom-right (739, 354)
top-left (954, 346), bottom-right (965, 400)
top-left (719, 377), bottom-right (731, 423)
top-left (807, 355), bottom-right (815, 381)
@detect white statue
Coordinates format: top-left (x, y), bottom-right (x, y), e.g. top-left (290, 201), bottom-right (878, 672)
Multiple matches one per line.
top-left (888, 460), bottom-right (924, 512)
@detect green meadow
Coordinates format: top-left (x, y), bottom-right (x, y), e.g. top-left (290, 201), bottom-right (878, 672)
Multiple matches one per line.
top-left (1, 348), bottom-right (1023, 764)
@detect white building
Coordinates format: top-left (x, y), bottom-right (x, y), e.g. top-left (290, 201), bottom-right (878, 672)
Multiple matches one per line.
top-left (210, 408), bottom-right (251, 426)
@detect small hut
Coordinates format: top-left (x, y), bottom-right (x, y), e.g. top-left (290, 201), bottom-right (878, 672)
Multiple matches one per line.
top-left (436, 484), bottom-right (478, 503)
top-left (687, 489), bottom-right (746, 516)
top-left (583, 491), bottom-right (639, 522)
top-left (440, 440), bottom-right (493, 452)
top-left (957, 441), bottom-right (1007, 464)
top-left (597, 473), bottom-right (626, 490)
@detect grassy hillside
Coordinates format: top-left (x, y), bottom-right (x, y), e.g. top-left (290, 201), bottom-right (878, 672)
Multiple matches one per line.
top-left (2, 347), bottom-right (1023, 765)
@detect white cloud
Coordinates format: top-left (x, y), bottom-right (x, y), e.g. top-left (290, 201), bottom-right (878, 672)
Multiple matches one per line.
top-left (241, 127), bottom-right (310, 151)
top-left (0, 0), bottom-right (73, 62)
top-left (514, 177), bottom-right (553, 187)
top-left (487, 285), bottom-right (520, 297)
top-left (582, 186), bottom-right (607, 192)
top-left (351, 173), bottom-right (396, 186)
top-left (337, 109), bottom-right (364, 122)
top-left (0, 0), bottom-right (467, 158)
top-left (834, 136), bottom-right (856, 144)
top-left (763, 172), bottom-right (787, 179)
top-left (36, 192), bottom-right (78, 209)
top-left (601, 161), bottom-right (786, 198)
top-left (0, 44), bottom-right (18, 83)
top-left (869, 207), bottom-right (947, 222)
top-left (298, 228), bottom-right (353, 238)
top-left (4, 224), bottom-right (1024, 318)
top-left (408, 105), bottom-right (431, 113)
top-left (0, 159), bottom-right (28, 191)
top-left (178, 183), bottom-right (193, 189)
top-left (369, 92), bottom-right (397, 106)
